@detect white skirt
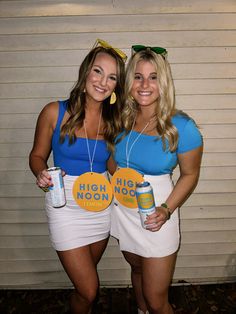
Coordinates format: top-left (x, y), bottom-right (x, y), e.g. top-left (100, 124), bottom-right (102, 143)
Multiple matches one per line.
top-left (45, 174), bottom-right (111, 251)
top-left (110, 174), bottom-right (180, 258)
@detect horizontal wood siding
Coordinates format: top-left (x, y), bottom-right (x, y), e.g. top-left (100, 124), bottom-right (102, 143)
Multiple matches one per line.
top-left (0, 0), bottom-right (235, 288)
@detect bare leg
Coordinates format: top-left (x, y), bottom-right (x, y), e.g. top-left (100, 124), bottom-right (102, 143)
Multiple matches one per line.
top-left (122, 251), bottom-right (148, 313)
top-left (142, 253), bottom-right (177, 314)
top-left (122, 250), bottom-right (176, 314)
top-left (57, 238), bottom-right (108, 314)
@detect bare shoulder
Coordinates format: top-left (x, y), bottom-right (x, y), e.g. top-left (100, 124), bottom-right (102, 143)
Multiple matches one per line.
top-left (38, 101), bottom-right (59, 127)
top-left (41, 101), bottom-right (59, 116)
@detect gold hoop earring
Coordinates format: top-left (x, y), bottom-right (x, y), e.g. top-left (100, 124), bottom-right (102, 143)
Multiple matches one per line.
top-left (110, 91), bottom-right (116, 105)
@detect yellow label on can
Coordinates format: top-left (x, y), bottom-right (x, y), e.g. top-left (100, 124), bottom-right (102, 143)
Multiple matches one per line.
top-left (137, 193), bottom-right (154, 209)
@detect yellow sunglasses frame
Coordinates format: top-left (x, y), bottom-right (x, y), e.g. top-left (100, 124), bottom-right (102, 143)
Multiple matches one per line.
top-left (93, 38), bottom-right (127, 62)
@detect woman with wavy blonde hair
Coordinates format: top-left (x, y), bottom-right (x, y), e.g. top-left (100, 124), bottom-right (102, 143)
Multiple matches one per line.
top-left (111, 46), bottom-right (203, 314)
top-left (123, 48), bottom-right (178, 151)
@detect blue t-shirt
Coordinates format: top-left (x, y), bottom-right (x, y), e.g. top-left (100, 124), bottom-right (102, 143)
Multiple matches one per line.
top-left (52, 100), bottom-right (110, 176)
top-left (115, 114), bottom-right (203, 175)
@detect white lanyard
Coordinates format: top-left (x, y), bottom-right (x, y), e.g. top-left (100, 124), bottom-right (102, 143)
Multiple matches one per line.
top-left (84, 111), bottom-right (102, 173)
top-left (125, 118), bottom-right (150, 168)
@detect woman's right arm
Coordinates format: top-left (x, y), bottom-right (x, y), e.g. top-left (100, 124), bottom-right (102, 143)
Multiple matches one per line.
top-left (29, 101), bottom-right (58, 189)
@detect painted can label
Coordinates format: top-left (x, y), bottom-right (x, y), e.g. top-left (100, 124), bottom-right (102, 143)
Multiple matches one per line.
top-left (136, 181), bottom-right (156, 229)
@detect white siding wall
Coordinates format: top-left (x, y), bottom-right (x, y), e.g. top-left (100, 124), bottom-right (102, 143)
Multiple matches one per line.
top-left (0, 0), bottom-right (235, 288)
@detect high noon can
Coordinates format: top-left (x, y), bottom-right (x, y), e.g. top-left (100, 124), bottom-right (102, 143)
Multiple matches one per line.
top-left (135, 181), bottom-right (156, 229)
top-left (48, 167), bottom-right (66, 208)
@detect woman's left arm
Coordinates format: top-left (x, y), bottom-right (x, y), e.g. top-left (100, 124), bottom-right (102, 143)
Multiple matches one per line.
top-left (165, 145), bottom-right (203, 213)
top-left (146, 145), bottom-right (203, 231)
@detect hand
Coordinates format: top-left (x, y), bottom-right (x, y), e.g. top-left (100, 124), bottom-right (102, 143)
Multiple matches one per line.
top-left (36, 169), bottom-right (52, 191)
top-left (145, 206), bottom-right (170, 232)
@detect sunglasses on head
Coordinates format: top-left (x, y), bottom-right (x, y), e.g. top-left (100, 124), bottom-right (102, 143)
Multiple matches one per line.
top-left (93, 38), bottom-right (127, 62)
top-left (132, 45), bottom-right (167, 57)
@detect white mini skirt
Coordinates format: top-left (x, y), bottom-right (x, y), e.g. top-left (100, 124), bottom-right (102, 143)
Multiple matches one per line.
top-left (110, 174), bottom-right (180, 258)
top-left (45, 174), bottom-right (111, 251)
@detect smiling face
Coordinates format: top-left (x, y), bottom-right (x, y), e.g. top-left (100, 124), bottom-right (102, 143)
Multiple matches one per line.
top-left (85, 52), bottom-right (118, 104)
top-left (130, 59), bottom-right (160, 110)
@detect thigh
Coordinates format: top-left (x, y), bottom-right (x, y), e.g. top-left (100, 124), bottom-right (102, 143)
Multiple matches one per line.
top-left (142, 253), bottom-right (177, 297)
top-left (90, 237), bottom-right (109, 265)
top-left (57, 239), bottom-right (108, 296)
top-left (122, 251), bottom-right (142, 270)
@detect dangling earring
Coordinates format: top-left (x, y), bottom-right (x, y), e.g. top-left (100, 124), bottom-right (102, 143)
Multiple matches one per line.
top-left (110, 91), bottom-right (116, 105)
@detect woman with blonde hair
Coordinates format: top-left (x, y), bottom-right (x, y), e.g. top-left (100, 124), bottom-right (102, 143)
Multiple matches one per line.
top-left (111, 46), bottom-right (203, 314)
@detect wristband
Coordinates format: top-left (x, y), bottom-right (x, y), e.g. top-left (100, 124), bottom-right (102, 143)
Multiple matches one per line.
top-left (161, 203), bottom-right (171, 220)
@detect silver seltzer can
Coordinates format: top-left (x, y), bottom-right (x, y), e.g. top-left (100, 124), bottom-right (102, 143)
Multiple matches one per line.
top-left (135, 181), bottom-right (156, 229)
top-left (48, 167), bottom-right (66, 207)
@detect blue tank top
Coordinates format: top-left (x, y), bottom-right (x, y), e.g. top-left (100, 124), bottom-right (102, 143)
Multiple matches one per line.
top-left (52, 100), bottom-right (110, 176)
top-left (115, 114), bottom-right (203, 175)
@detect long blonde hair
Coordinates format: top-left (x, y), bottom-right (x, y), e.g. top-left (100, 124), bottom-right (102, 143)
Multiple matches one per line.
top-left (60, 46), bottom-right (125, 152)
top-left (123, 49), bottom-right (179, 151)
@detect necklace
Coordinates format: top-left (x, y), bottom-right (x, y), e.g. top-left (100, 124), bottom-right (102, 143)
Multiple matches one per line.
top-left (83, 111), bottom-right (102, 172)
top-left (126, 117), bottom-right (151, 168)
top-left (72, 109), bottom-right (113, 212)
top-left (111, 116), bottom-right (148, 209)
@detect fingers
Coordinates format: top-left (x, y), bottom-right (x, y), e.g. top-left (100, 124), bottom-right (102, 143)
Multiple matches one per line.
top-left (144, 207), bottom-right (168, 232)
top-left (36, 169), bottom-right (52, 190)
top-left (145, 220), bottom-right (164, 232)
